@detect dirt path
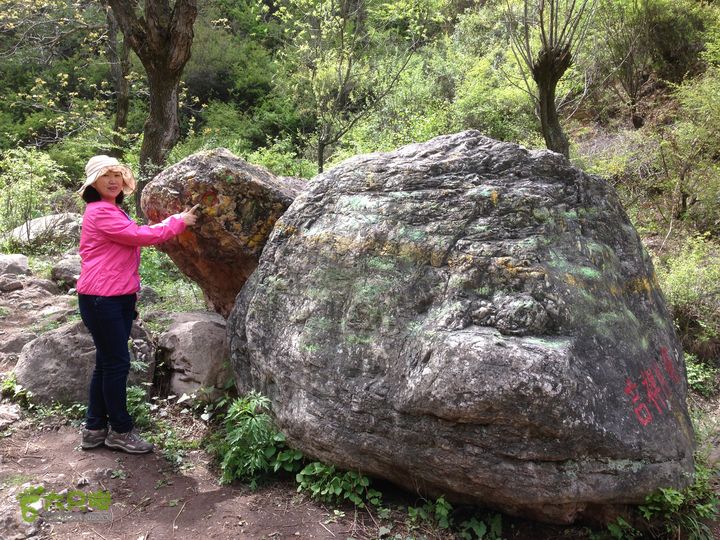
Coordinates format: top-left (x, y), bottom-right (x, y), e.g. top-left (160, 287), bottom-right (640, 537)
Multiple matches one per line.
top-left (0, 416), bottom-right (607, 540)
top-left (0, 417), bottom-right (368, 540)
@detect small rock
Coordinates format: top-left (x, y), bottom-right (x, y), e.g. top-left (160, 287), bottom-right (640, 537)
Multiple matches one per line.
top-left (0, 254), bottom-right (30, 276)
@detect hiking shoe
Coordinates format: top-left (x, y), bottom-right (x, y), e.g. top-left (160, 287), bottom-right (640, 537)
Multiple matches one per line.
top-left (104, 428), bottom-right (154, 454)
top-left (81, 427), bottom-right (108, 450)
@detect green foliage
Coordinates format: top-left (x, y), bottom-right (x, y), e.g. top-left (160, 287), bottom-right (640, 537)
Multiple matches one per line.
top-left (148, 418), bottom-right (201, 468)
top-left (642, 0), bottom-right (707, 83)
top-left (638, 462), bottom-right (719, 539)
top-left (655, 235), bottom-right (720, 354)
top-left (405, 496), bottom-right (502, 539)
top-left (140, 247), bottom-right (183, 286)
top-left (198, 100), bottom-right (251, 142)
top-left (0, 372), bottom-right (32, 408)
top-left (138, 247), bottom-right (205, 313)
top-left (685, 353), bottom-right (718, 397)
top-left (247, 137), bottom-right (316, 178)
top-left (33, 401), bottom-right (87, 422)
top-left (0, 372), bottom-right (86, 421)
top-left (334, 50), bottom-right (454, 161)
top-left (0, 148), bottom-right (70, 233)
top-left (275, 0), bottom-right (437, 170)
top-left (184, 17), bottom-right (259, 105)
top-left (295, 461), bottom-right (382, 508)
top-left (408, 496), bottom-right (453, 529)
top-left (451, 53), bottom-right (539, 144)
top-left (126, 385), bottom-right (152, 429)
top-left (217, 391), bottom-right (303, 488)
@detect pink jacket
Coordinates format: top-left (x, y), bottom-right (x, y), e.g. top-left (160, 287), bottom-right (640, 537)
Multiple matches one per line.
top-left (77, 201), bottom-right (187, 296)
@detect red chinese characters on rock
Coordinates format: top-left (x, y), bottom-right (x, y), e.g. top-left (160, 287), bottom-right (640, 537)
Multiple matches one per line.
top-left (624, 347), bottom-right (681, 427)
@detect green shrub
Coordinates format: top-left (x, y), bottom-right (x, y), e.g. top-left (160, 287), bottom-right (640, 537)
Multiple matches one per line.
top-left (138, 247), bottom-right (205, 312)
top-left (0, 372), bottom-right (32, 408)
top-left (685, 353), bottom-right (718, 397)
top-left (126, 385), bottom-right (152, 429)
top-left (408, 496), bottom-right (453, 529)
top-left (0, 148), bottom-right (70, 233)
top-left (638, 461), bottom-right (719, 539)
top-left (451, 54), bottom-right (540, 145)
top-left (295, 461), bottom-right (382, 508)
top-left (655, 235), bottom-right (720, 359)
top-left (405, 496), bottom-right (503, 539)
top-left (247, 137), bottom-right (316, 178)
top-left (217, 391), bottom-right (303, 488)
top-left (606, 516), bottom-right (642, 539)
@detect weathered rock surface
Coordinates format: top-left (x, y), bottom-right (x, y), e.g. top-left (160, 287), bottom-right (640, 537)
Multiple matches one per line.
top-left (0, 276), bottom-right (66, 369)
top-left (0, 331), bottom-right (38, 354)
top-left (0, 402), bottom-right (21, 431)
top-left (157, 311), bottom-right (231, 400)
top-left (0, 482), bottom-right (42, 540)
top-left (50, 253), bottom-right (81, 291)
top-left (14, 321), bottom-right (155, 405)
top-left (141, 148), bottom-right (306, 317)
top-left (228, 131), bottom-right (695, 523)
top-left (0, 254), bottom-right (30, 276)
top-left (8, 212), bottom-right (82, 245)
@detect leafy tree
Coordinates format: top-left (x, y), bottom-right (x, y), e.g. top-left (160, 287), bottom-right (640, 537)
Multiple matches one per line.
top-left (0, 149), bottom-right (70, 233)
top-left (0, 0), bottom-right (101, 64)
top-left (643, 0), bottom-right (706, 84)
top-left (276, 0), bottom-right (438, 172)
top-left (595, 0), bottom-right (653, 128)
top-left (658, 69), bottom-right (720, 232)
top-left (106, 0), bottom-right (198, 216)
top-left (0, 2), bottom-right (102, 146)
top-left (505, 0), bottom-right (597, 157)
top-left (450, 6), bottom-right (539, 143)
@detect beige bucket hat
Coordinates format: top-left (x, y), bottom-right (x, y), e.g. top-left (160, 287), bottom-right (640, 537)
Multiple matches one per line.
top-left (77, 155), bottom-right (136, 196)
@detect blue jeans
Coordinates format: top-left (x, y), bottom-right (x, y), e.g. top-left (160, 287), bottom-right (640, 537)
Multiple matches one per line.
top-left (78, 294), bottom-right (136, 433)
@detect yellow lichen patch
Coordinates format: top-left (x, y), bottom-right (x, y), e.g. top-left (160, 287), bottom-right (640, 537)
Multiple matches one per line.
top-left (274, 221), bottom-right (298, 237)
top-left (247, 214), bottom-right (280, 249)
top-left (494, 257), bottom-right (546, 277)
top-left (300, 231), bottom-right (446, 267)
top-left (491, 190), bottom-right (499, 206)
top-left (429, 250), bottom-right (445, 267)
top-left (495, 257), bottom-right (517, 274)
top-left (447, 253), bottom-right (475, 269)
top-left (626, 277), bottom-right (654, 295)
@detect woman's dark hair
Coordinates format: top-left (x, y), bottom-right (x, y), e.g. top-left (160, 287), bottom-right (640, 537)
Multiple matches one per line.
top-left (82, 185), bottom-right (124, 205)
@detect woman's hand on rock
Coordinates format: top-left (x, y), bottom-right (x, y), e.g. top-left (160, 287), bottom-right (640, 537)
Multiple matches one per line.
top-left (180, 204), bottom-right (200, 226)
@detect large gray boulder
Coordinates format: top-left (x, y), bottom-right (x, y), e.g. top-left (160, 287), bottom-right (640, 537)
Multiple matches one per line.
top-left (14, 320), bottom-right (155, 405)
top-left (8, 212), bottom-right (82, 245)
top-left (228, 131), bottom-right (695, 523)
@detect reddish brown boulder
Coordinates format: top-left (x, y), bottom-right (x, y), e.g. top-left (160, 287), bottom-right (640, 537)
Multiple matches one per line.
top-left (141, 149), bottom-right (306, 317)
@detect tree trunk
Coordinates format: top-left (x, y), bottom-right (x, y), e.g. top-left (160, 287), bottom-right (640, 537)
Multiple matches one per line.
top-left (630, 100), bottom-right (644, 129)
top-left (532, 46), bottom-right (572, 159)
top-left (536, 82), bottom-right (570, 158)
top-left (318, 140), bottom-right (326, 173)
top-left (105, 0), bottom-right (197, 219)
top-left (136, 71), bottom-right (182, 214)
top-left (105, 7), bottom-right (130, 157)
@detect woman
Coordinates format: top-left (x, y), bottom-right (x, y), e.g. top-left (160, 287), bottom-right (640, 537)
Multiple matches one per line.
top-left (76, 155), bottom-right (198, 454)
